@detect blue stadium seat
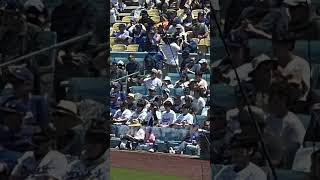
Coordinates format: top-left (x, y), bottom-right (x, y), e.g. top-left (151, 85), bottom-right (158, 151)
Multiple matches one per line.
top-left (195, 115), bottom-right (207, 127)
top-left (67, 77), bottom-right (107, 103)
top-left (213, 84), bottom-right (236, 109)
top-left (129, 86), bottom-right (147, 94)
top-left (174, 88), bottom-right (184, 96)
top-left (248, 39), bottom-right (272, 57)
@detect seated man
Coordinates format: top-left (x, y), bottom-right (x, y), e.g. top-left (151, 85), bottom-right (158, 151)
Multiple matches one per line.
top-left (10, 132), bottom-right (68, 180)
top-left (1, 66), bottom-right (53, 133)
top-left (214, 133), bottom-right (267, 180)
top-left (172, 125), bottom-right (200, 155)
top-left (112, 101), bottom-right (132, 124)
top-left (113, 23), bottom-right (130, 45)
top-left (120, 120), bottom-right (145, 150)
top-left (66, 123), bottom-right (109, 179)
top-left (159, 100), bottom-right (176, 127)
top-left (128, 99), bottom-right (148, 125)
top-left (175, 104), bottom-right (194, 127)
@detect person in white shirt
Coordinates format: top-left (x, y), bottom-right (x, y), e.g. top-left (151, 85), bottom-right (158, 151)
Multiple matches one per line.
top-left (121, 120), bottom-right (146, 150)
top-left (212, 40), bottom-right (252, 87)
top-left (113, 101), bottom-right (132, 124)
top-left (160, 36), bottom-right (181, 74)
top-left (194, 73), bottom-right (208, 92)
top-left (145, 103), bottom-right (162, 126)
top-left (113, 23), bottom-right (130, 44)
top-left (163, 76), bottom-right (174, 89)
top-left (143, 69), bottom-right (162, 90)
top-left (214, 134), bottom-right (267, 180)
top-left (192, 89), bottom-right (206, 115)
top-left (266, 80), bottom-right (306, 168)
top-left (10, 133), bottom-right (68, 180)
top-left (160, 100), bottom-right (176, 127)
top-left (175, 104), bottom-right (194, 126)
top-left (128, 99), bottom-right (148, 124)
top-left (272, 39), bottom-right (311, 101)
top-left (110, 4), bottom-right (118, 25)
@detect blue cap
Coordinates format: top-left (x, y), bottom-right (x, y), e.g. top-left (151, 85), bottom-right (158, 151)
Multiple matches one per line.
top-left (8, 66), bottom-right (34, 81)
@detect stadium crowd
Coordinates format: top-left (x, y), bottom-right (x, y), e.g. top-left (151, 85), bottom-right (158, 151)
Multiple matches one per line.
top-left (110, 0), bottom-right (211, 156)
top-left (212, 0), bottom-right (320, 180)
top-left (0, 0), bottom-right (109, 179)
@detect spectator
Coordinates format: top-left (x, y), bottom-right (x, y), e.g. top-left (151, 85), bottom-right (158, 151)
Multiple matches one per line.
top-left (160, 36), bottom-right (181, 74)
top-left (191, 88), bottom-right (206, 115)
top-left (142, 127), bottom-right (156, 152)
top-left (163, 76), bottom-right (174, 89)
top-left (144, 87), bottom-right (157, 101)
top-left (113, 23), bottom-right (130, 45)
top-left (194, 73), bottom-right (208, 92)
top-left (0, 66), bottom-right (52, 132)
top-left (265, 81), bottom-right (306, 168)
top-left (190, 59), bottom-right (210, 74)
top-left (272, 39), bottom-right (311, 101)
top-left (130, 23), bottom-right (146, 45)
top-left (192, 11), bottom-right (209, 39)
top-left (145, 103), bottom-right (162, 126)
top-left (249, 54), bottom-right (277, 110)
top-left (126, 93), bottom-right (137, 111)
top-left (172, 125), bottom-right (200, 154)
top-left (143, 69), bottom-right (162, 89)
top-left (139, 10), bottom-right (155, 31)
top-left (23, 0), bottom-right (49, 29)
top-left (111, 61), bottom-right (126, 81)
top-left (214, 133), bottom-right (267, 180)
top-left (129, 99), bottom-right (148, 124)
top-left (110, 3), bottom-right (118, 25)
top-left (212, 39), bottom-right (252, 86)
top-left (126, 54), bottom-right (140, 75)
top-left (10, 132), bottom-right (68, 180)
top-left (172, 96), bottom-right (183, 113)
top-left (110, 93), bottom-right (121, 115)
top-left (120, 120), bottom-right (145, 150)
top-left (66, 125), bottom-right (109, 179)
top-left (113, 101), bottom-right (132, 124)
top-left (160, 100), bottom-right (176, 127)
top-left (174, 74), bottom-right (190, 89)
top-left (175, 104), bottom-right (194, 126)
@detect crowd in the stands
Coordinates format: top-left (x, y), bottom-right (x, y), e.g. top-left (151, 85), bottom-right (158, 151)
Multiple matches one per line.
top-left (110, 0), bottom-right (211, 155)
top-left (212, 0), bottom-right (320, 180)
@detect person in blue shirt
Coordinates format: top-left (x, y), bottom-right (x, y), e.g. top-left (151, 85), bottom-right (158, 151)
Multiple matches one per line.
top-left (0, 66), bottom-right (53, 133)
top-left (172, 125), bottom-right (200, 155)
top-left (126, 54), bottom-right (140, 75)
top-left (110, 94), bottom-right (121, 116)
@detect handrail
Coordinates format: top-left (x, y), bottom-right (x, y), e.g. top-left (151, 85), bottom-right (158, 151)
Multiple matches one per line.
top-left (111, 71), bottom-right (140, 83)
top-left (0, 31), bottom-right (94, 68)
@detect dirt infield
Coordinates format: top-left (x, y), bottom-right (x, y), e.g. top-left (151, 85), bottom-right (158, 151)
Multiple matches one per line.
top-left (110, 149), bottom-right (211, 180)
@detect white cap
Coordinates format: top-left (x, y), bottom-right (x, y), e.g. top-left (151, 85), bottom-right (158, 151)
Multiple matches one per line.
top-left (117, 60), bottom-right (124, 65)
top-left (199, 59), bottom-right (207, 64)
top-left (163, 76), bottom-right (171, 81)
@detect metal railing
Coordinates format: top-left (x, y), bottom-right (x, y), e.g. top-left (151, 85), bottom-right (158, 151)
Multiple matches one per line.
top-left (0, 32), bottom-right (94, 68)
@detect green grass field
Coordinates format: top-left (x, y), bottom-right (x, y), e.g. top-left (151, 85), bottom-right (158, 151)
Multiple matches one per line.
top-left (110, 167), bottom-right (189, 180)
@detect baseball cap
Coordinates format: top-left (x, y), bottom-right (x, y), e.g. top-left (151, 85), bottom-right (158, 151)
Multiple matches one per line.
top-left (283, 0), bottom-right (311, 6)
top-left (249, 54), bottom-right (276, 77)
top-left (149, 86), bottom-right (156, 91)
top-left (117, 60), bottom-right (124, 65)
top-left (163, 99), bottom-right (173, 106)
top-left (151, 69), bottom-right (158, 74)
top-left (199, 59), bottom-right (207, 64)
top-left (127, 93), bottom-right (135, 99)
top-left (8, 66), bottom-right (34, 82)
top-left (24, 0), bottom-right (45, 12)
top-left (176, 24), bottom-right (184, 29)
top-left (0, 101), bottom-right (23, 115)
top-left (163, 76), bottom-right (171, 81)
